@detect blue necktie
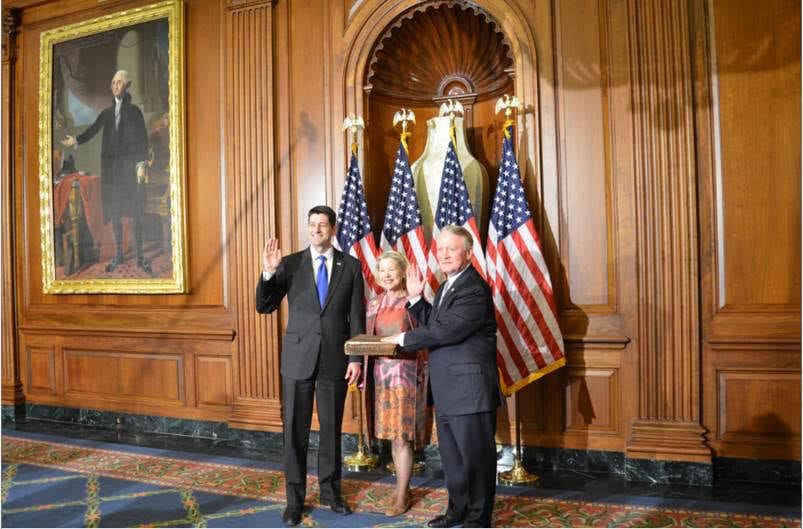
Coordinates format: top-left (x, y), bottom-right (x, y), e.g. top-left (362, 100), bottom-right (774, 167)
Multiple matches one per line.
top-left (316, 255), bottom-right (328, 308)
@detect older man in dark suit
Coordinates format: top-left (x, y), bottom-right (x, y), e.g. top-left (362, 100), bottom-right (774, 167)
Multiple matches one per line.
top-left (384, 224), bottom-right (500, 528)
top-left (256, 205), bottom-right (364, 527)
top-left (61, 69), bottom-right (151, 274)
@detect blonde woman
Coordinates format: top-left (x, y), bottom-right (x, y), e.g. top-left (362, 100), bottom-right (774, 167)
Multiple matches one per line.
top-left (364, 251), bottom-right (431, 517)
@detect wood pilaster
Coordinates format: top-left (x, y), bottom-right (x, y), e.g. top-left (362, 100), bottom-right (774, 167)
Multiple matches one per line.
top-left (625, 0), bottom-right (711, 462)
top-left (224, 0), bottom-right (282, 430)
top-left (2, 7), bottom-right (23, 406)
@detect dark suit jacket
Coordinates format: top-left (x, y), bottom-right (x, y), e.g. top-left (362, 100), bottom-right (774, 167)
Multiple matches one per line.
top-left (401, 266), bottom-right (500, 416)
top-left (76, 92), bottom-right (148, 223)
top-left (256, 247), bottom-right (365, 380)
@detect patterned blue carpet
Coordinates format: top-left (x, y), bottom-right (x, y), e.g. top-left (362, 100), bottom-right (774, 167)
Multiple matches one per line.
top-left (2, 428), bottom-right (800, 528)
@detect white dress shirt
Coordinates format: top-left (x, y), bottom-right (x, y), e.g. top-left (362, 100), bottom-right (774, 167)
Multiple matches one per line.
top-left (114, 97), bottom-right (123, 129)
top-left (262, 246), bottom-right (334, 283)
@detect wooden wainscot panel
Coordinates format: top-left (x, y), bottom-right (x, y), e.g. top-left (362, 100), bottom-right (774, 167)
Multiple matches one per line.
top-left (64, 349), bottom-right (183, 405)
top-left (564, 367), bottom-right (619, 435)
top-left (195, 355), bottom-right (232, 408)
top-left (514, 345), bottom-right (625, 451)
top-left (718, 370), bottom-right (801, 445)
top-left (20, 331), bottom-right (233, 421)
top-left (26, 346), bottom-right (56, 395)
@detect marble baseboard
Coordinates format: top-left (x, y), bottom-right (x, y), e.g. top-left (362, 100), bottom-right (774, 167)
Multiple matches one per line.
top-left (21, 404), bottom-right (360, 454)
top-left (517, 446), bottom-right (625, 474)
top-left (625, 458), bottom-right (713, 486)
top-left (1, 404), bottom-right (25, 423)
top-left (11, 404), bottom-right (799, 486)
top-left (714, 457), bottom-right (801, 485)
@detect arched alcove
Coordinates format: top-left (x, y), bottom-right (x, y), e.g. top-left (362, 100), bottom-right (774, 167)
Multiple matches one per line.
top-left (339, 0), bottom-right (548, 444)
top-left (359, 2), bottom-right (515, 239)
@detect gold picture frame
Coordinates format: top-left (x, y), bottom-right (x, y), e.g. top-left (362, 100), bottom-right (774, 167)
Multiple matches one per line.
top-left (39, 0), bottom-right (187, 294)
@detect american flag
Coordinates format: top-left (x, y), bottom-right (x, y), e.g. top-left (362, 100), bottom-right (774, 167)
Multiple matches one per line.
top-left (486, 127), bottom-right (565, 395)
top-left (334, 152), bottom-right (382, 298)
top-left (379, 143), bottom-right (435, 301)
top-left (431, 138), bottom-right (487, 281)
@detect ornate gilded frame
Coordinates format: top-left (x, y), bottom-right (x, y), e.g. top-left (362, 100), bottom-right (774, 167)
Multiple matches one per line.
top-left (38, 0), bottom-right (187, 293)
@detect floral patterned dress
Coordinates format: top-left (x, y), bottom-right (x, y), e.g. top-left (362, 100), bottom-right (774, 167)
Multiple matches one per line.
top-left (367, 292), bottom-right (431, 448)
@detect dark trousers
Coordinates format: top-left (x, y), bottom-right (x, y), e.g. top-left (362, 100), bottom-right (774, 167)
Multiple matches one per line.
top-left (436, 410), bottom-right (497, 527)
top-left (282, 374), bottom-right (348, 508)
top-left (111, 215), bottom-right (144, 259)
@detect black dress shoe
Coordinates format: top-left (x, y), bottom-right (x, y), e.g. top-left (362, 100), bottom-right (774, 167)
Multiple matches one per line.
top-left (137, 256), bottom-right (153, 275)
top-left (322, 497), bottom-right (353, 515)
top-left (105, 255), bottom-right (123, 273)
top-left (282, 506), bottom-right (302, 526)
top-left (427, 512), bottom-right (465, 528)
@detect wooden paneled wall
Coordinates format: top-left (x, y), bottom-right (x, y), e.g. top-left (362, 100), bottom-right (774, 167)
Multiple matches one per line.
top-left (694, 0), bottom-right (801, 459)
top-left (5, 0), bottom-right (236, 423)
top-left (2, 0), bottom-right (799, 463)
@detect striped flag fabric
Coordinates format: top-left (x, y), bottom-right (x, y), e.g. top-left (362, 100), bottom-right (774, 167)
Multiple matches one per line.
top-left (431, 137), bottom-right (487, 281)
top-left (334, 152), bottom-right (382, 299)
top-left (379, 143), bottom-right (435, 301)
top-left (486, 127), bottom-right (565, 395)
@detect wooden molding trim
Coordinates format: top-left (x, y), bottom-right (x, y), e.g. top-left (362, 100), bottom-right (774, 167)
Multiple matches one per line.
top-left (626, 0), bottom-right (710, 462)
top-left (563, 334), bottom-right (630, 349)
top-left (628, 420), bottom-right (711, 462)
top-left (1, 6), bottom-right (23, 407)
top-left (224, 1), bottom-right (281, 427)
top-left (20, 326), bottom-right (235, 341)
top-left (226, 0), bottom-right (275, 10)
top-left (228, 397), bottom-right (283, 431)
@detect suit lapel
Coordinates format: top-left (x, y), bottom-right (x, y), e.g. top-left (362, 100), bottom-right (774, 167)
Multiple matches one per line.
top-left (322, 249), bottom-right (346, 311)
top-left (299, 249), bottom-right (320, 310)
top-left (434, 266), bottom-right (474, 318)
top-left (431, 282), bottom-right (447, 320)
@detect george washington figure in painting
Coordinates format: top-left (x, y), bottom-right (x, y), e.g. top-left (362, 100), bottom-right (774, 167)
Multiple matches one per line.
top-left (61, 69), bottom-right (152, 274)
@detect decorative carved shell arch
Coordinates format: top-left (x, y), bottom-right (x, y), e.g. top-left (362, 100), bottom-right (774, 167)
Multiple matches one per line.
top-left (340, 0), bottom-right (543, 178)
top-left (364, 2), bottom-right (515, 103)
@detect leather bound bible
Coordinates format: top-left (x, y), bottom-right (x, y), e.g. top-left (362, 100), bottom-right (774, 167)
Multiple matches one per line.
top-left (344, 334), bottom-right (399, 356)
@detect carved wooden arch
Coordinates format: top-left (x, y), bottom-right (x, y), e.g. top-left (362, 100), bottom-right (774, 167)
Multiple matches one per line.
top-left (363, 2), bottom-right (515, 101)
top-left (338, 0), bottom-right (543, 185)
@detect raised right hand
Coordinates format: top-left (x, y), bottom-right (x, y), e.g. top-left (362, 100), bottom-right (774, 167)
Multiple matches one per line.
top-left (406, 265), bottom-right (425, 298)
top-left (263, 238), bottom-right (282, 274)
top-left (61, 135), bottom-right (76, 148)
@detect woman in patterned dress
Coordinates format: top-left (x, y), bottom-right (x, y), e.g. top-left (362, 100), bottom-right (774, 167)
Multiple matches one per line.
top-left (365, 251), bottom-right (431, 517)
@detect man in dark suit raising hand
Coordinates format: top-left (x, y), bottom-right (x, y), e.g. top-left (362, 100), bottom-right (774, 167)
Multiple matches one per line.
top-left (383, 225), bottom-right (501, 528)
top-left (257, 205), bottom-right (364, 526)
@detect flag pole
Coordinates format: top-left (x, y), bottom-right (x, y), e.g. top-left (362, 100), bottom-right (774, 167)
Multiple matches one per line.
top-left (383, 108), bottom-right (427, 476)
top-left (393, 108), bottom-right (416, 155)
top-left (498, 391), bottom-right (539, 485)
top-left (341, 114), bottom-right (379, 472)
top-left (438, 99), bottom-right (463, 147)
top-left (493, 94), bottom-right (539, 486)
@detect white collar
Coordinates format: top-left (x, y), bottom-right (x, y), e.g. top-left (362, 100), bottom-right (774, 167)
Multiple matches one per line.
top-left (445, 264), bottom-right (469, 286)
top-left (310, 246), bottom-right (334, 262)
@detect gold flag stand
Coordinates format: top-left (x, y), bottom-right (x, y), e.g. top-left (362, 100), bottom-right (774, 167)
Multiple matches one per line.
top-left (341, 114), bottom-right (378, 472)
top-left (343, 382), bottom-right (379, 471)
top-left (498, 391), bottom-right (539, 485)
